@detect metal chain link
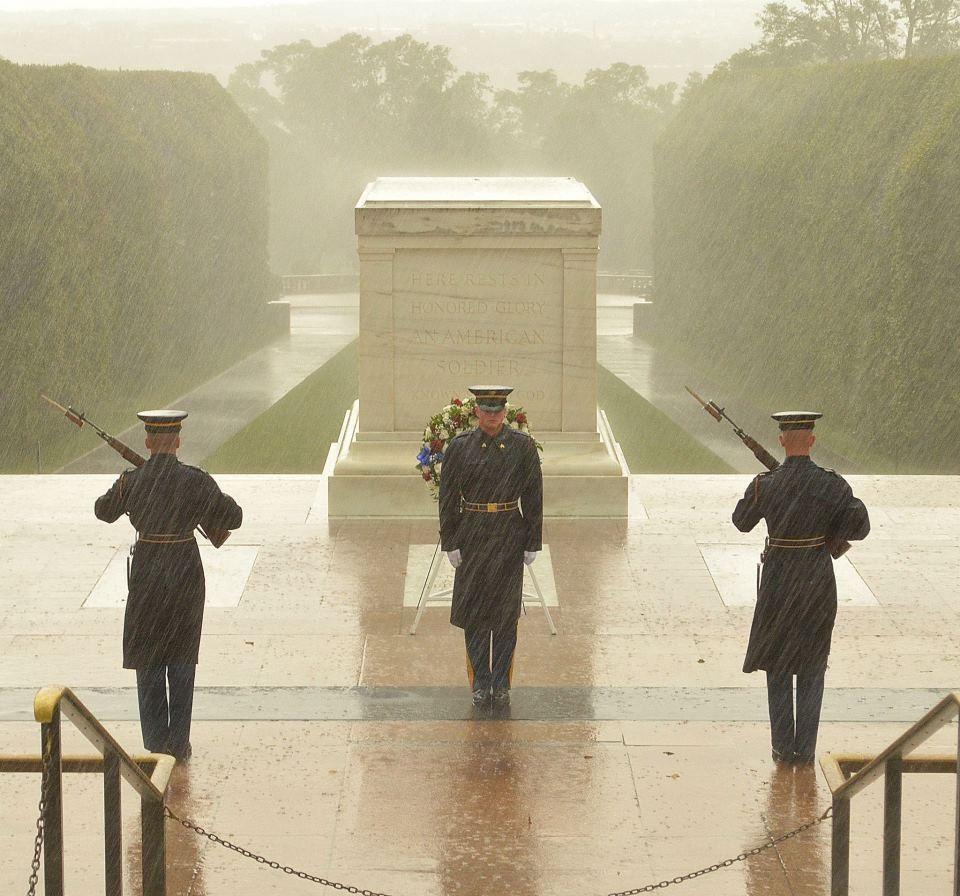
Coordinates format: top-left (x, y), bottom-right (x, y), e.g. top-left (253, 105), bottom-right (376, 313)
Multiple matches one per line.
top-left (164, 806), bottom-right (395, 896)
top-left (603, 805), bottom-right (833, 896)
top-left (166, 800), bottom-right (832, 895)
top-left (25, 730), bottom-right (55, 896)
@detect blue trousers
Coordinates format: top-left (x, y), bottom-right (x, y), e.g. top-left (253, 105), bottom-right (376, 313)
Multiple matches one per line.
top-left (136, 664), bottom-right (197, 755)
top-left (465, 625), bottom-right (517, 691)
top-left (766, 671), bottom-right (826, 759)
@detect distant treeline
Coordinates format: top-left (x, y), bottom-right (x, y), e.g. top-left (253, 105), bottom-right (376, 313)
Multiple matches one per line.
top-left (228, 35), bottom-right (677, 274)
top-left (654, 56), bottom-right (960, 472)
top-left (0, 62), bottom-right (275, 472)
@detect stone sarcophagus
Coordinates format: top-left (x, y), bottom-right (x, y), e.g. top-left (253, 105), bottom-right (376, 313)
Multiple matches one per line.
top-left (328, 176), bottom-right (627, 517)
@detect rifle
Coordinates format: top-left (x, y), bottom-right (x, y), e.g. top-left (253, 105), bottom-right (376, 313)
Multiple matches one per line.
top-left (684, 386), bottom-right (850, 559)
top-left (41, 394), bottom-right (230, 548)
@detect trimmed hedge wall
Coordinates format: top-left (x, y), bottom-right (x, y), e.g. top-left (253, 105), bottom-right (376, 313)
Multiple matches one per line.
top-left (654, 57), bottom-right (960, 472)
top-left (0, 62), bottom-right (275, 472)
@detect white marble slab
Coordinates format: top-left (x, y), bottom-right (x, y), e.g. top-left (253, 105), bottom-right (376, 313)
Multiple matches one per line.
top-left (403, 543), bottom-right (558, 607)
top-left (83, 545), bottom-right (260, 609)
top-left (360, 176), bottom-right (598, 205)
top-left (698, 543), bottom-right (878, 608)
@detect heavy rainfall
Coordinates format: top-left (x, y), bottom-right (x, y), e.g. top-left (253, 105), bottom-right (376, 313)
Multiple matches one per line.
top-left (1, 0), bottom-right (959, 894)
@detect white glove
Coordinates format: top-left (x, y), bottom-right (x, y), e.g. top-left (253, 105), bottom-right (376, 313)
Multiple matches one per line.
top-left (446, 549), bottom-right (462, 569)
top-left (524, 551), bottom-right (538, 566)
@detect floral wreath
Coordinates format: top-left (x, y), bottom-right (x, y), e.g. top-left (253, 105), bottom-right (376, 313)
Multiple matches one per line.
top-left (416, 395), bottom-right (542, 500)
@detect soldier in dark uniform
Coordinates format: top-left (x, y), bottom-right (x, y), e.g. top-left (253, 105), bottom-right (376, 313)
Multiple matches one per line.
top-left (733, 412), bottom-right (870, 763)
top-left (439, 386), bottom-right (543, 708)
top-left (94, 410), bottom-right (242, 760)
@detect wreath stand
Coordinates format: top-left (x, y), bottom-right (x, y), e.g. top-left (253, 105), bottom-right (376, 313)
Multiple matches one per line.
top-left (409, 544), bottom-right (557, 636)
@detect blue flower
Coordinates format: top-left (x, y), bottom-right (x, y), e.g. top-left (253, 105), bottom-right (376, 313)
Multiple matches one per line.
top-left (416, 445), bottom-right (431, 465)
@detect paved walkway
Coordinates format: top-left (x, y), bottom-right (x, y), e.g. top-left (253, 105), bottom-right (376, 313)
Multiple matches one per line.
top-left (59, 298), bottom-right (357, 472)
top-left (1, 473), bottom-right (958, 894)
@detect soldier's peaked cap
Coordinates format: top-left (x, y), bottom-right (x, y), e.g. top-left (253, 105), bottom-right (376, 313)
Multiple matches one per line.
top-left (772, 411), bottom-right (822, 431)
top-left (468, 385), bottom-right (513, 411)
top-left (138, 410), bottom-right (188, 433)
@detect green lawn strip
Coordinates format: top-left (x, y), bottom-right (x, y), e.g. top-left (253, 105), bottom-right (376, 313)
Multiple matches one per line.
top-left (203, 341), bottom-right (358, 473)
top-left (204, 343), bottom-right (732, 474)
top-left (597, 363), bottom-right (735, 474)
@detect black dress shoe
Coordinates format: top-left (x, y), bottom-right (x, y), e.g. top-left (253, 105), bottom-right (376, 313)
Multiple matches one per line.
top-left (793, 753), bottom-right (815, 764)
top-left (492, 688), bottom-right (510, 705)
top-left (772, 748), bottom-right (793, 763)
top-left (472, 688), bottom-right (489, 707)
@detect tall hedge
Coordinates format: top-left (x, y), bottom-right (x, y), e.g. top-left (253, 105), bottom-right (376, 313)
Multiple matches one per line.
top-left (0, 62), bottom-right (275, 472)
top-left (654, 57), bottom-right (960, 472)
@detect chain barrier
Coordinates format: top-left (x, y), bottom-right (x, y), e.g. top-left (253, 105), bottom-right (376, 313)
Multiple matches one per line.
top-left (25, 730), bottom-right (55, 896)
top-left (164, 806), bottom-right (395, 896)
top-left (602, 805), bottom-right (833, 895)
top-left (166, 801), bottom-right (833, 895)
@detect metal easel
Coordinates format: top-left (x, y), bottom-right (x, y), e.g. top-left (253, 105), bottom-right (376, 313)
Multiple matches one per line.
top-left (409, 543), bottom-right (557, 635)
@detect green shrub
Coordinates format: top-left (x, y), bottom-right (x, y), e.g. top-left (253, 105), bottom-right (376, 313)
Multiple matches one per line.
top-left (654, 57), bottom-right (960, 472)
top-left (0, 61), bottom-right (275, 472)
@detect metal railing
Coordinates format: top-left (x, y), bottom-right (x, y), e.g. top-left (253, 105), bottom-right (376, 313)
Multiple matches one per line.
top-left (597, 270), bottom-right (653, 297)
top-left (820, 692), bottom-right (960, 896)
top-left (1, 685), bottom-right (176, 896)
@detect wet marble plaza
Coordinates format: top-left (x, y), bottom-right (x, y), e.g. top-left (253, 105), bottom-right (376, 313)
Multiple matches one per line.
top-left (1, 473), bottom-right (959, 894)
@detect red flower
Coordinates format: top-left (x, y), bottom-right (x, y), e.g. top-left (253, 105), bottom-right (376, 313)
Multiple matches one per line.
top-left (452, 398), bottom-right (463, 407)
top-left (516, 413), bottom-right (527, 425)
top-left (430, 439), bottom-right (444, 452)
top-left (422, 471), bottom-right (432, 481)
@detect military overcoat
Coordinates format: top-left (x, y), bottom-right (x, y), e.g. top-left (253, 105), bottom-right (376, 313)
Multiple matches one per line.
top-left (95, 454), bottom-right (242, 669)
top-left (733, 456), bottom-right (870, 674)
top-left (438, 425), bottom-right (543, 631)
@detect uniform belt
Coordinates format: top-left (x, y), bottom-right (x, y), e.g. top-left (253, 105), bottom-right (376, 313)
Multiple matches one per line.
top-left (137, 533), bottom-right (196, 544)
top-left (462, 500), bottom-right (519, 513)
top-left (766, 536), bottom-right (826, 549)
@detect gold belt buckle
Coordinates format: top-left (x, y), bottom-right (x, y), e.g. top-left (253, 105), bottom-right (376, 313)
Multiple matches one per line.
top-left (487, 503), bottom-right (498, 513)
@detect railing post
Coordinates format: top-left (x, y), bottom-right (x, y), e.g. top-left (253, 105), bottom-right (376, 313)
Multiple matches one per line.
top-left (831, 795), bottom-right (850, 896)
top-left (41, 713), bottom-right (64, 896)
top-left (883, 756), bottom-right (902, 896)
top-left (103, 750), bottom-right (123, 896)
top-left (954, 722), bottom-right (960, 896)
top-left (141, 795), bottom-right (166, 896)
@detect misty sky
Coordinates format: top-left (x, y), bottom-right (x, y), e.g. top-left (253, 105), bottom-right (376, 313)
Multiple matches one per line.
top-left (0, 0), bottom-right (318, 8)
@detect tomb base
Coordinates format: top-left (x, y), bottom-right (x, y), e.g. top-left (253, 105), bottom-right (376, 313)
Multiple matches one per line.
top-left (328, 404), bottom-right (628, 518)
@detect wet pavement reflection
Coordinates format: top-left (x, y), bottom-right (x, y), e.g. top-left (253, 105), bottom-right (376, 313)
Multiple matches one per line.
top-left (2, 476), bottom-right (959, 894)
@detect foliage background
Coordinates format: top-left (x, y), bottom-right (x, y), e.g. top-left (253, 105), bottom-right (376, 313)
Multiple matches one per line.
top-left (228, 35), bottom-right (676, 275)
top-left (653, 56), bottom-right (960, 472)
top-left (0, 61), bottom-right (276, 472)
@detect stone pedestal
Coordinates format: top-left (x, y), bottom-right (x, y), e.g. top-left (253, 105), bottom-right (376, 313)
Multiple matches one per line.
top-left (329, 177), bottom-right (628, 517)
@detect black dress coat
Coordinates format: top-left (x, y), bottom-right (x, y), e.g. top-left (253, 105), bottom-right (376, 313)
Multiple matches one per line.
top-left (733, 456), bottom-right (870, 675)
top-left (438, 425), bottom-right (543, 632)
top-left (95, 454), bottom-right (242, 669)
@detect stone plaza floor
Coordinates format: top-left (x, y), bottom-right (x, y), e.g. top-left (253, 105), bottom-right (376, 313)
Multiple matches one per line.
top-left (1, 473), bottom-right (959, 894)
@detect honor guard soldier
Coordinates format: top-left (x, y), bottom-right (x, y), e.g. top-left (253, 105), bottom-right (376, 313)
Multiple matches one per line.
top-left (733, 412), bottom-right (870, 763)
top-left (94, 410), bottom-right (243, 760)
top-left (438, 386), bottom-right (543, 708)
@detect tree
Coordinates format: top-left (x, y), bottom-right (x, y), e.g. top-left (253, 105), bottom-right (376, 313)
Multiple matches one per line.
top-left (725, 0), bottom-right (960, 68)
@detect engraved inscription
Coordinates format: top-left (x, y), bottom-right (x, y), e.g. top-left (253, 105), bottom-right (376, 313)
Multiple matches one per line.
top-left (393, 249), bottom-right (563, 430)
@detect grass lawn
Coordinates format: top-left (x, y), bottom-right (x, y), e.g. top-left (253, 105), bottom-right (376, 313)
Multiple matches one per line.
top-left (203, 342), bottom-right (358, 473)
top-left (597, 363), bottom-right (734, 473)
top-left (204, 341), bottom-right (733, 474)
